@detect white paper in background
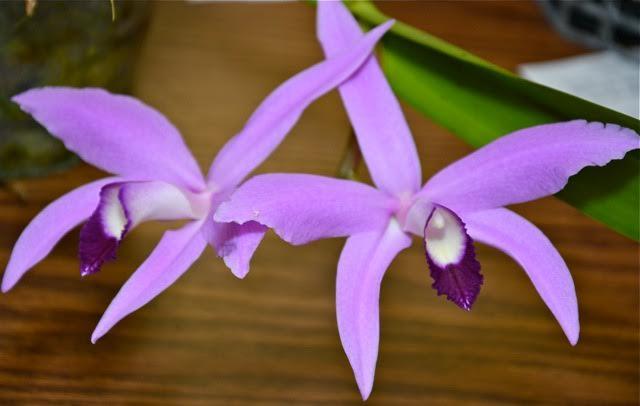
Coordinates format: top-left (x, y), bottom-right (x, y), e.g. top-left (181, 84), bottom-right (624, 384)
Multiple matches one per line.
top-left (519, 50), bottom-right (640, 118)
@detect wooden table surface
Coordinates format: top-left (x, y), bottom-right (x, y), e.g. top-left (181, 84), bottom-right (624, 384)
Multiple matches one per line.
top-left (1, 1), bottom-right (637, 404)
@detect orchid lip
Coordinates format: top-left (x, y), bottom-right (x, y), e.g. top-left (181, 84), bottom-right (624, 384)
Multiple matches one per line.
top-left (79, 181), bottom-right (213, 276)
top-left (79, 184), bottom-right (126, 276)
top-left (423, 204), bottom-right (483, 310)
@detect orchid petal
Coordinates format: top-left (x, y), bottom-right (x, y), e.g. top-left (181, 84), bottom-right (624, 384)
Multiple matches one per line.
top-left (202, 212), bottom-right (267, 279)
top-left (463, 208), bottom-right (579, 344)
top-left (420, 121), bottom-right (640, 213)
top-left (336, 219), bottom-right (411, 400)
top-left (91, 220), bottom-right (206, 343)
top-left (2, 177), bottom-right (119, 292)
top-left (424, 205), bottom-right (482, 310)
top-left (214, 174), bottom-right (396, 245)
top-left (317, 1), bottom-right (421, 197)
top-left (206, 20), bottom-right (394, 189)
top-left (13, 88), bottom-right (205, 191)
top-left (80, 181), bottom-right (201, 276)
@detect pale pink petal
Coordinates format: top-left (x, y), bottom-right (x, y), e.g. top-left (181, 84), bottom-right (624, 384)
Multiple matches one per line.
top-left (202, 212), bottom-right (267, 279)
top-left (420, 121), bottom-right (639, 213)
top-left (214, 174), bottom-right (396, 245)
top-left (317, 1), bottom-right (421, 196)
top-left (336, 220), bottom-right (412, 400)
top-left (91, 220), bottom-right (207, 343)
top-left (463, 208), bottom-right (579, 344)
top-left (13, 88), bottom-right (205, 191)
top-left (2, 177), bottom-right (119, 292)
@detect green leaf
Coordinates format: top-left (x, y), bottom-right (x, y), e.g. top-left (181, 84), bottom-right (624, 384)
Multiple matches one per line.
top-left (346, 0), bottom-right (640, 241)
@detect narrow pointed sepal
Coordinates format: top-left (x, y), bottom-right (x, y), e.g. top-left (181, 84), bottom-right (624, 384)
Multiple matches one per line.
top-left (464, 208), bottom-right (579, 344)
top-left (336, 220), bottom-right (412, 400)
top-left (91, 220), bottom-right (207, 343)
top-left (206, 20), bottom-right (394, 189)
top-left (424, 205), bottom-right (482, 310)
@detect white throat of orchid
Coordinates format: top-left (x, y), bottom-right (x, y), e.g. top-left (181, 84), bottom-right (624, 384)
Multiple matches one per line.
top-left (398, 199), bottom-right (466, 268)
top-left (102, 186), bottom-right (128, 241)
top-left (424, 206), bottom-right (466, 268)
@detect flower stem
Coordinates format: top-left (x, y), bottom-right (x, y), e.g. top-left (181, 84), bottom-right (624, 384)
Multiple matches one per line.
top-left (336, 128), bottom-right (362, 181)
top-left (1, 181), bottom-right (28, 206)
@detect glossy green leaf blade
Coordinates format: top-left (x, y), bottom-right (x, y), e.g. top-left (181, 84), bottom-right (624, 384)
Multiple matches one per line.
top-left (347, 1), bottom-right (640, 240)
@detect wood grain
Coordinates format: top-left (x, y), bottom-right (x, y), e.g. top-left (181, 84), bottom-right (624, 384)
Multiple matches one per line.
top-left (1, 1), bottom-right (637, 404)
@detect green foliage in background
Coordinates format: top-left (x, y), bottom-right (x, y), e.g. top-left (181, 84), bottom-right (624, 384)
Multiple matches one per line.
top-left (345, 0), bottom-right (640, 241)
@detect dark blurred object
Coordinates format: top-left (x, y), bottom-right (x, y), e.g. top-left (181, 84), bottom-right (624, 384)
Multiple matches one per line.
top-left (539, 0), bottom-right (640, 57)
top-left (0, 0), bottom-right (150, 181)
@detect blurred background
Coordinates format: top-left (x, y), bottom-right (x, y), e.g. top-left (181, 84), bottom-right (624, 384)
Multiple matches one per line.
top-left (0, 1), bottom-right (638, 404)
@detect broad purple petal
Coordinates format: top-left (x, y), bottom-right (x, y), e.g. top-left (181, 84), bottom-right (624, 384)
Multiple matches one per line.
top-left (202, 212), bottom-right (267, 279)
top-left (336, 220), bottom-right (412, 400)
top-left (13, 88), bottom-right (205, 191)
top-left (91, 220), bottom-right (206, 343)
top-left (214, 174), bottom-right (396, 245)
top-left (206, 20), bottom-right (394, 189)
top-left (2, 178), bottom-right (119, 292)
top-left (420, 121), bottom-right (640, 213)
top-left (80, 181), bottom-right (201, 276)
top-left (317, 1), bottom-right (421, 197)
top-left (464, 208), bottom-right (579, 344)
top-left (424, 205), bottom-right (482, 310)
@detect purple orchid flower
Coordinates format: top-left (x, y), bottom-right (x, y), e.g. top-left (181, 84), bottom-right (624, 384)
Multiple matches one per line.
top-left (2, 18), bottom-right (394, 343)
top-left (215, 1), bottom-right (640, 400)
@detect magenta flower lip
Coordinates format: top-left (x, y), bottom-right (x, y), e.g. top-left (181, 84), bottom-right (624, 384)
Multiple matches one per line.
top-left (423, 204), bottom-right (483, 311)
top-left (2, 19), bottom-right (395, 345)
top-left (214, 1), bottom-right (640, 400)
top-left (78, 185), bottom-right (123, 277)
